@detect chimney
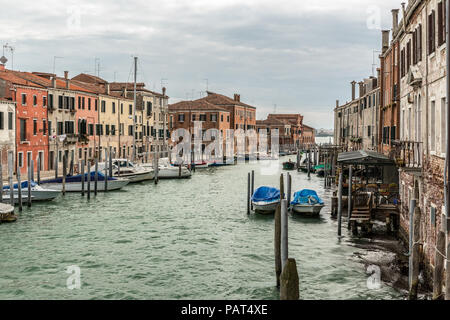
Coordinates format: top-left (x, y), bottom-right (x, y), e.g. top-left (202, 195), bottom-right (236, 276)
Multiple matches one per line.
top-left (234, 94), bottom-right (240, 102)
top-left (392, 9), bottom-right (399, 34)
top-left (358, 81), bottom-right (364, 98)
top-left (51, 76), bottom-right (56, 88)
top-left (64, 71), bottom-right (69, 89)
top-left (382, 30), bottom-right (390, 52)
top-left (162, 87), bottom-right (166, 97)
top-left (106, 83), bottom-right (110, 95)
top-left (351, 81), bottom-right (356, 101)
top-left (336, 100), bottom-right (340, 108)
top-left (376, 68), bottom-right (381, 84)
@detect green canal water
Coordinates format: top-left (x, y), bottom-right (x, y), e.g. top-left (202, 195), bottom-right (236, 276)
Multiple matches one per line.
top-left (0, 156), bottom-right (403, 300)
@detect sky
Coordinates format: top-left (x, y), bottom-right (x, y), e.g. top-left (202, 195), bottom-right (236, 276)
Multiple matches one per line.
top-left (0, 0), bottom-right (402, 129)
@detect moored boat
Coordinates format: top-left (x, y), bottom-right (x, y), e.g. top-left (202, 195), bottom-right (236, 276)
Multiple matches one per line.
top-left (142, 158), bottom-right (192, 179)
top-left (95, 159), bottom-right (155, 182)
top-left (2, 181), bottom-right (60, 203)
top-left (40, 172), bottom-right (130, 192)
top-left (291, 189), bottom-right (325, 216)
top-left (251, 186), bottom-right (281, 214)
top-left (282, 160), bottom-right (296, 171)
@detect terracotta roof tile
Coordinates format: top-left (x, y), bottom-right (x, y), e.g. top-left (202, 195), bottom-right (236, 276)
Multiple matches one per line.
top-left (169, 100), bottom-right (229, 112)
top-left (199, 91), bottom-right (256, 109)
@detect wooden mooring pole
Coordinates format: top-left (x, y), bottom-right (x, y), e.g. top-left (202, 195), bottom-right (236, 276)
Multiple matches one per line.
top-left (0, 152), bottom-right (3, 204)
top-left (81, 159), bottom-right (85, 196)
top-left (17, 169), bottom-right (22, 212)
top-left (62, 155), bottom-right (67, 196)
top-left (287, 173), bottom-right (291, 208)
top-left (307, 148), bottom-right (311, 179)
top-left (8, 151), bottom-right (13, 207)
top-left (337, 168), bottom-right (343, 237)
top-left (433, 230), bottom-right (446, 300)
top-left (87, 159), bottom-right (91, 200)
top-left (409, 203), bottom-right (421, 300)
top-left (27, 160), bottom-right (32, 207)
top-left (37, 156), bottom-right (40, 185)
top-left (247, 172), bottom-right (251, 215)
top-left (281, 199), bottom-right (288, 270)
top-left (104, 150), bottom-right (108, 191)
top-left (94, 158), bottom-right (98, 196)
top-left (280, 258), bottom-right (299, 300)
top-left (274, 203), bottom-right (281, 288)
top-left (347, 165), bottom-right (353, 229)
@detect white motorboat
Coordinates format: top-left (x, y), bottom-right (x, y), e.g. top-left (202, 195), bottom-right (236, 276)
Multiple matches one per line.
top-left (2, 182), bottom-right (60, 203)
top-left (95, 159), bottom-right (155, 183)
top-left (142, 158), bottom-right (191, 179)
top-left (251, 186), bottom-right (281, 215)
top-left (40, 172), bottom-right (130, 192)
top-left (290, 189), bottom-right (325, 217)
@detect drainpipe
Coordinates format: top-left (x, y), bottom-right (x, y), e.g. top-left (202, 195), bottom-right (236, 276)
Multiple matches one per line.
top-left (445, 0), bottom-right (450, 300)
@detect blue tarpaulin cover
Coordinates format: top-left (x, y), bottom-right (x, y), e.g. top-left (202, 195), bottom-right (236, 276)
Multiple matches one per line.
top-left (3, 181), bottom-right (38, 189)
top-left (291, 189), bottom-right (324, 206)
top-left (252, 186), bottom-right (280, 203)
top-left (40, 172), bottom-right (117, 184)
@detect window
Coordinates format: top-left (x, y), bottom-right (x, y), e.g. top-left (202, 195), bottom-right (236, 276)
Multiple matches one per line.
top-left (70, 97), bottom-right (75, 110)
top-left (112, 102), bottom-right (116, 114)
top-left (64, 96), bottom-right (69, 109)
top-left (431, 100), bottom-right (436, 152)
top-left (200, 114), bottom-right (206, 121)
top-left (20, 119), bottom-right (27, 141)
top-left (0, 112), bottom-right (3, 130)
top-left (48, 94), bottom-right (53, 109)
top-left (101, 101), bottom-right (106, 113)
top-left (22, 93), bottom-right (27, 105)
top-left (43, 96), bottom-right (47, 107)
top-left (111, 125), bottom-right (116, 136)
top-left (48, 120), bottom-right (52, 136)
top-left (88, 124), bottom-right (94, 136)
top-left (33, 119), bottom-right (37, 135)
top-left (129, 104), bottom-right (132, 115)
top-left (82, 97), bottom-right (85, 109)
top-left (210, 114), bottom-right (217, 122)
top-left (105, 124), bottom-right (110, 135)
top-left (221, 114), bottom-right (224, 122)
top-left (58, 96), bottom-right (63, 109)
top-left (64, 121), bottom-right (74, 134)
top-left (227, 115), bottom-right (230, 122)
top-left (192, 114), bottom-right (196, 121)
top-left (120, 103), bottom-right (123, 114)
top-left (438, 1), bottom-right (446, 46)
top-left (406, 40), bottom-right (411, 73)
top-left (78, 97), bottom-right (81, 109)
top-left (33, 95), bottom-right (37, 106)
top-left (57, 121), bottom-right (63, 135)
top-left (400, 48), bottom-right (406, 78)
top-left (95, 100), bottom-right (98, 111)
top-left (147, 102), bottom-right (152, 116)
top-left (428, 11), bottom-right (436, 55)
top-left (8, 112), bottom-right (13, 130)
top-left (128, 125), bottom-right (133, 136)
top-left (43, 119), bottom-right (47, 135)
top-left (178, 114), bottom-right (185, 122)
top-left (88, 98), bottom-right (91, 110)
top-left (18, 152), bottom-right (23, 168)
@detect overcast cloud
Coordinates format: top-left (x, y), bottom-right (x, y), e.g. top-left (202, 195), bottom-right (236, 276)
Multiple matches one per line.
top-left (0, 0), bottom-right (401, 129)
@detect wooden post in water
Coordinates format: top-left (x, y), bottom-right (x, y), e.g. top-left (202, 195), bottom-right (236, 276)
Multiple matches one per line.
top-left (94, 158), bottom-right (98, 196)
top-left (27, 160), bottom-right (32, 207)
top-left (280, 173), bottom-right (285, 200)
top-left (81, 159), bottom-right (85, 196)
top-left (251, 170), bottom-right (255, 210)
top-left (281, 199), bottom-right (288, 270)
top-left (54, 154), bottom-right (58, 179)
top-left (274, 203), bottom-right (281, 288)
top-left (307, 148), bottom-right (311, 179)
top-left (347, 165), bottom-right (353, 229)
top-left (104, 150), bottom-right (108, 191)
top-left (8, 152), bottom-right (14, 207)
top-left (31, 159), bottom-right (34, 182)
top-left (62, 155), bottom-right (66, 196)
top-left (87, 159), bottom-right (91, 200)
top-left (247, 172), bottom-right (251, 215)
top-left (280, 258), bottom-right (299, 300)
top-left (408, 199), bottom-right (416, 291)
top-left (296, 150), bottom-right (300, 171)
top-left (17, 169), bottom-right (22, 211)
top-left (433, 230), bottom-right (446, 300)
top-left (337, 168), bottom-right (343, 237)
top-left (287, 173), bottom-right (291, 209)
top-left (109, 146), bottom-right (113, 178)
top-left (409, 205), bottom-right (421, 300)
top-left (37, 156), bottom-right (40, 185)
top-left (69, 153), bottom-right (74, 176)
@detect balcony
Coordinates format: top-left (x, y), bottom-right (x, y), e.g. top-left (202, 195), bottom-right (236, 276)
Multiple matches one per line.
top-left (63, 134), bottom-right (78, 145)
top-left (392, 140), bottom-right (423, 169)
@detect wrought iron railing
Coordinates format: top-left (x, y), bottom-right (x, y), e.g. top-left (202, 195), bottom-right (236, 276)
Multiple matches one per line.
top-left (391, 140), bottom-right (423, 168)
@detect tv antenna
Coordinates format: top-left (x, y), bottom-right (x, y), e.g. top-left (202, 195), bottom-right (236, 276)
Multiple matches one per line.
top-left (2, 43), bottom-right (15, 70)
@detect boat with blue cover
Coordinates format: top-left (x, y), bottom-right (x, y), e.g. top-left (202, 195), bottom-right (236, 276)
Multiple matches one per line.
top-left (291, 189), bottom-right (325, 216)
top-left (2, 181), bottom-right (60, 203)
top-left (40, 172), bottom-right (130, 192)
top-left (251, 186), bottom-right (281, 214)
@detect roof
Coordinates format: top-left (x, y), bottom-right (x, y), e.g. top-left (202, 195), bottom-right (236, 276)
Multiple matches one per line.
top-left (169, 100), bottom-right (229, 113)
top-left (199, 91), bottom-right (256, 109)
top-left (0, 70), bottom-right (46, 89)
top-left (302, 124), bottom-right (315, 131)
top-left (256, 118), bottom-right (289, 126)
top-left (109, 82), bottom-right (166, 97)
top-left (72, 73), bottom-right (108, 85)
top-left (337, 150), bottom-right (395, 166)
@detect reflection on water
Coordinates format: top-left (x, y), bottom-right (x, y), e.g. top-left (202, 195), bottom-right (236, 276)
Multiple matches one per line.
top-left (0, 156), bottom-right (402, 300)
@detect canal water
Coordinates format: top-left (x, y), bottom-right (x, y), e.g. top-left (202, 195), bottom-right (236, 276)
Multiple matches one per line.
top-left (0, 155), bottom-right (402, 300)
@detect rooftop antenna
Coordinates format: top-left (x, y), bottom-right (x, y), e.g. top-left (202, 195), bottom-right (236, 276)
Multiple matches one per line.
top-left (161, 78), bottom-right (168, 90)
top-left (204, 79), bottom-right (209, 91)
top-left (53, 56), bottom-right (64, 75)
top-left (94, 57), bottom-right (101, 77)
top-left (3, 44), bottom-right (15, 70)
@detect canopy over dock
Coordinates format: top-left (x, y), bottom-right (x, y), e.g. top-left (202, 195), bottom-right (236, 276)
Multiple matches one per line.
top-left (337, 150), bottom-right (395, 166)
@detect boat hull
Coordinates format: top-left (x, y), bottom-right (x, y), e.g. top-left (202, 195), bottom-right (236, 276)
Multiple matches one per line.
top-left (291, 204), bottom-right (325, 216)
top-left (157, 168), bottom-right (192, 179)
top-left (252, 200), bottom-right (280, 214)
top-left (41, 179), bottom-right (130, 192)
top-left (116, 170), bottom-right (155, 182)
